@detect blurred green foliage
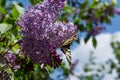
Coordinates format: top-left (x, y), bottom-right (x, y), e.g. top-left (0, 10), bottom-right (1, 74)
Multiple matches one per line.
top-left (30, 0), bottom-right (43, 5)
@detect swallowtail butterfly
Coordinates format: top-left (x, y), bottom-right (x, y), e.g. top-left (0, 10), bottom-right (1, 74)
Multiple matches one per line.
top-left (61, 31), bottom-right (77, 65)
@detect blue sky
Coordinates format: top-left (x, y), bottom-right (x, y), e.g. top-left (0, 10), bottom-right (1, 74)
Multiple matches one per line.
top-left (106, 0), bottom-right (120, 33)
top-left (106, 14), bottom-right (120, 33)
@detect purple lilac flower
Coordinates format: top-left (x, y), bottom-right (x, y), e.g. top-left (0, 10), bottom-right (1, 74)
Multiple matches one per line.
top-left (104, 5), bottom-right (114, 16)
top-left (13, 65), bottom-right (20, 71)
top-left (88, 26), bottom-right (105, 36)
top-left (17, 0), bottom-right (77, 67)
top-left (115, 8), bottom-right (120, 15)
top-left (4, 52), bottom-right (17, 65)
top-left (4, 52), bottom-right (20, 71)
top-left (70, 60), bottom-right (79, 75)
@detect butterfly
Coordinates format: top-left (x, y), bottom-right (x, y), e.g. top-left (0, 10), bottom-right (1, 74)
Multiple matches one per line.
top-left (61, 31), bottom-right (77, 65)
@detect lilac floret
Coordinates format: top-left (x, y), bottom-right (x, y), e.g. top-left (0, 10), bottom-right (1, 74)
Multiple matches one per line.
top-left (4, 52), bottom-right (20, 71)
top-left (4, 52), bottom-right (16, 64)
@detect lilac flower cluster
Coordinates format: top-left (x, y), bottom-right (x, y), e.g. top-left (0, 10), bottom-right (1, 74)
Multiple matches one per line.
top-left (17, 0), bottom-right (77, 67)
top-left (115, 8), bottom-right (120, 15)
top-left (85, 5), bottom-right (118, 36)
top-left (88, 26), bottom-right (105, 36)
top-left (104, 5), bottom-right (120, 16)
top-left (4, 52), bottom-right (20, 71)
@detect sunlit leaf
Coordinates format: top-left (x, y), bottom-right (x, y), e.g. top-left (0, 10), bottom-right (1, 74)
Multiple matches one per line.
top-left (63, 6), bottom-right (74, 13)
top-left (0, 6), bottom-right (6, 14)
top-left (13, 1), bottom-right (25, 14)
top-left (0, 23), bottom-right (12, 34)
top-left (11, 7), bottom-right (20, 20)
top-left (111, 0), bottom-right (117, 6)
top-left (29, 0), bottom-right (42, 5)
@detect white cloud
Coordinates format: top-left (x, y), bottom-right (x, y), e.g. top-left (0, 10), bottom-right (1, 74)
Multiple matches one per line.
top-left (69, 31), bottom-right (120, 79)
top-left (53, 31), bottom-right (120, 80)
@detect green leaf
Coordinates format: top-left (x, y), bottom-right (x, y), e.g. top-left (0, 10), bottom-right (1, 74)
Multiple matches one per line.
top-left (5, 18), bottom-right (16, 24)
top-left (63, 6), bottom-right (74, 13)
top-left (13, 1), bottom-right (25, 14)
top-left (11, 7), bottom-right (20, 20)
top-left (84, 35), bottom-right (90, 43)
top-left (78, 24), bottom-right (85, 32)
top-left (76, 38), bottom-right (80, 44)
top-left (0, 23), bottom-right (12, 34)
top-left (0, 6), bottom-right (6, 14)
top-left (29, 0), bottom-right (42, 5)
top-left (0, 0), bottom-right (6, 7)
top-left (46, 66), bottom-right (52, 73)
top-left (111, 0), bottom-right (117, 6)
top-left (74, 19), bottom-right (80, 25)
top-left (92, 37), bottom-right (97, 48)
top-left (86, 22), bottom-right (93, 30)
top-left (80, 0), bottom-right (89, 9)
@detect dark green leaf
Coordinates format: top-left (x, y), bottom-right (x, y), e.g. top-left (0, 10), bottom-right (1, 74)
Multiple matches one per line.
top-left (80, 0), bottom-right (89, 9)
top-left (5, 18), bottom-right (16, 24)
top-left (84, 35), bottom-right (90, 43)
top-left (0, 0), bottom-right (6, 7)
top-left (78, 24), bottom-right (85, 32)
top-left (74, 19), bottom-right (80, 25)
top-left (86, 22), bottom-right (93, 30)
top-left (92, 37), bottom-right (97, 48)
top-left (78, 10), bottom-right (85, 18)
top-left (76, 38), bottom-right (80, 44)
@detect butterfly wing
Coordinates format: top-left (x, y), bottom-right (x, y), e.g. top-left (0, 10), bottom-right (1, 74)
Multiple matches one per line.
top-left (61, 44), bottom-right (71, 65)
top-left (61, 32), bottom-right (77, 65)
